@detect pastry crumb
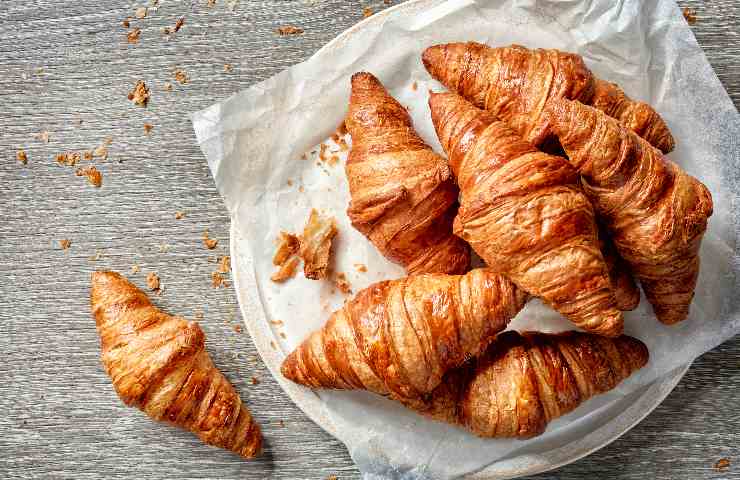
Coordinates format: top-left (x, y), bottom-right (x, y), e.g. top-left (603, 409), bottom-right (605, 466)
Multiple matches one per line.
top-left (300, 209), bottom-right (337, 280)
top-left (35, 131), bottom-right (50, 143)
top-left (363, 7), bottom-right (373, 17)
top-left (83, 151), bottom-right (93, 161)
top-left (354, 263), bottom-right (367, 273)
top-left (298, 185), bottom-right (305, 193)
top-left (233, 324), bottom-right (242, 333)
top-left (126, 28), bottom-right (142, 44)
top-left (251, 376), bottom-right (260, 385)
top-left (194, 309), bottom-right (204, 320)
top-left (173, 69), bottom-right (189, 85)
top-left (88, 250), bottom-right (103, 262)
top-left (75, 166), bottom-right (103, 188)
top-left (143, 123), bottom-right (153, 134)
top-left (217, 255), bottom-right (231, 273)
top-left (16, 149), bottom-right (28, 165)
top-left (128, 80), bottom-right (149, 106)
top-left (59, 239), bottom-right (71, 250)
top-left (202, 230), bottom-right (218, 249)
top-left (175, 211), bottom-right (185, 219)
top-left (271, 256), bottom-right (300, 283)
top-left (682, 7), bottom-right (697, 25)
top-left (131, 264), bottom-right (141, 274)
top-left (326, 475), bottom-right (338, 480)
top-left (122, 18), bottom-right (131, 28)
top-left (279, 332), bottom-right (287, 339)
top-left (270, 341), bottom-right (277, 349)
top-left (146, 272), bottom-right (160, 291)
top-left (715, 458), bottom-right (730, 471)
top-left (56, 152), bottom-right (80, 167)
top-left (328, 154), bottom-right (339, 166)
top-left (174, 17), bottom-right (185, 31)
top-left (412, 81), bottom-right (418, 91)
top-left (272, 232), bottom-right (301, 265)
top-left (211, 271), bottom-right (228, 288)
top-left (135, 6), bottom-right (147, 19)
top-left (93, 143), bottom-right (108, 160)
top-left (269, 319), bottom-right (284, 326)
top-left (163, 82), bottom-right (173, 91)
top-left (276, 25), bottom-right (303, 36)
top-left (223, 63), bottom-right (233, 72)
top-left (334, 272), bottom-right (352, 294)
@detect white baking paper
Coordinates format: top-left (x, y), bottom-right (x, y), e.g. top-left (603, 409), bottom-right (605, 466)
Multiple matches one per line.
top-left (193, 0), bottom-right (740, 478)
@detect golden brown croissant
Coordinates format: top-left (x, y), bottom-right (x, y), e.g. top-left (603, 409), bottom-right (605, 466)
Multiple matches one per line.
top-left (599, 226), bottom-right (641, 311)
top-left (544, 99), bottom-right (713, 324)
top-left (91, 271), bottom-right (262, 458)
top-left (281, 268), bottom-right (527, 399)
top-left (403, 330), bottom-right (649, 438)
top-left (345, 72), bottom-right (471, 275)
top-left (422, 42), bottom-right (675, 153)
top-left (429, 92), bottom-right (623, 336)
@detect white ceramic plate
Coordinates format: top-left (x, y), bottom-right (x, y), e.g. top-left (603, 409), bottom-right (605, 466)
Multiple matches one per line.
top-left (229, 1), bottom-right (690, 477)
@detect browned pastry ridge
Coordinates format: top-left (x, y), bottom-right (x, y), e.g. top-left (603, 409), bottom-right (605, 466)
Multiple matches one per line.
top-left (422, 42), bottom-right (675, 153)
top-left (403, 330), bottom-right (649, 438)
top-left (281, 268), bottom-right (527, 400)
top-left (91, 271), bottom-right (262, 458)
top-left (429, 92), bottom-right (623, 337)
top-left (544, 99), bottom-right (713, 324)
top-left (344, 72), bottom-right (471, 275)
top-left (599, 226), bottom-right (640, 311)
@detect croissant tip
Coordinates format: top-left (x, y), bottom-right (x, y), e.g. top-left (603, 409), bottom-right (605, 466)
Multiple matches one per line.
top-left (351, 71), bottom-right (380, 88)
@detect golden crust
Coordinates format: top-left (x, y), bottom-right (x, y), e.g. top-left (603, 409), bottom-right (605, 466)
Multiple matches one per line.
top-left (90, 271), bottom-right (262, 458)
top-left (345, 72), bottom-right (471, 275)
top-left (544, 99), bottom-right (712, 324)
top-left (281, 268), bottom-right (527, 399)
top-left (429, 92), bottom-right (623, 336)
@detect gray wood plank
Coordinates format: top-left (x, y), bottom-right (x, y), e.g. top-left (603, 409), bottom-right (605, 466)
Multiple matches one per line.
top-left (0, 1), bottom-right (737, 479)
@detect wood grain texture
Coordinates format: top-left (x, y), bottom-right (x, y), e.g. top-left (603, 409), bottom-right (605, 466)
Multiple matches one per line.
top-left (0, 1), bottom-right (737, 479)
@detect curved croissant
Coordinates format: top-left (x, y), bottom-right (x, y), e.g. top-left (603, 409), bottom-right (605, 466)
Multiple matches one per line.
top-left (429, 92), bottom-right (623, 336)
top-left (544, 99), bottom-right (713, 324)
top-left (91, 271), bottom-right (262, 458)
top-left (422, 42), bottom-right (674, 153)
top-left (281, 268), bottom-right (527, 399)
top-left (345, 72), bottom-right (470, 275)
top-left (600, 226), bottom-right (641, 311)
top-left (404, 330), bottom-right (649, 438)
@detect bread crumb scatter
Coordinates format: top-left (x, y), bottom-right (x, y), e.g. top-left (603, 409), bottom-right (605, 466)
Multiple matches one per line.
top-left (55, 152), bottom-right (78, 167)
top-left (298, 185), bottom-right (305, 193)
top-left (128, 80), bottom-right (149, 106)
top-left (271, 232), bottom-right (301, 282)
top-left (682, 7), bottom-right (697, 25)
top-left (75, 166), bottom-right (103, 188)
top-left (328, 154), bottom-right (339, 166)
top-left (194, 309), bottom-right (204, 320)
top-left (363, 7), bottom-right (373, 17)
top-left (223, 63), bottom-right (233, 72)
top-left (250, 376), bottom-right (260, 385)
top-left (126, 28), bottom-right (142, 44)
top-left (83, 151), bottom-right (93, 161)
top-left (122, 18), bottom-right (131, 28)
top-left (354, 263), bottom-right (367, 273)
top-left (202, 230), bottom-right (218, 249)
top-left (163, 82), bottom-right (173, 92)
top-left (131, 264), bottom-right (141, 274)
top-left (35, 131), bottom-right (50, 143)
top-left (270, 319), bottom-right (284, 326)
top-left (173, 69), bottom-right (189, 85)
top-left (174, 17), bottom-right (185, 31)
top-left (271, 256), bottom-right (300, 283)
top-left (143, 123), bottom-right (153, 134)
top-left (233, 324), bottom-right (242, 333)
top-left (276, 25), bottom-right (303, 36)
top-left (59, 239), bottom-right (71, 250)
top-left (88, 250), bottom-right (103, 262)
top-left (175, 211), bottom-right (185, 219)
top-left (412, 81), bottom-right (418, 91)
top-left (93, 144), bottom-right (108, 160)
top-left (135, 7), bottom-right (147, 19)
top-left (319, 143), bottom-right (329, 162)
top-left (270, 341), bottom-right (276, 349)
top-left (715, 458), bottom-right (731, 471)
top-left (16, 150), bottom-right (28, 165)
top-left (211, 271), bottom-right (228, 288)
top-left (327, 476), bottom-right (338, 480)
top-left (300, 209), bottom-right (337, 280)
top-left (146, 272), bottom-right (160, 291)
top-left (217, 255), bottom-right (231, 273)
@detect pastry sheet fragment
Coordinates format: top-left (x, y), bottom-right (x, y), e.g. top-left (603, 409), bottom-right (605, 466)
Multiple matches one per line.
top-left (193, 0), bottom-right (740, 478)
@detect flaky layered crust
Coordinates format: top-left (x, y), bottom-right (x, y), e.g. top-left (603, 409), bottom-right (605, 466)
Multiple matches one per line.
top-left (429, 92), bottom-right (623, 336)
top-left (345, 72), bottom-right (470, 275)
top-left (91, 271), bottom-right (262, 458)
top-left (422, 42), bottom-right (674, 153)
top-left (405, 330), bottom-right (649, 438)
top-left (281, 268), bottom-right (527, 399)
top-left (544, 99), bottom-right (712, 324)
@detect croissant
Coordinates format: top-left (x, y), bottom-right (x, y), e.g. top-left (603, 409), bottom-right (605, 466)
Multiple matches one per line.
top-left (91, 271), bottom-right (262, 458)
top-left (429, 92), bottom-right (623, 336)
top-left (599, 226), bottom-right (640, 311)
top-left (403, 330), bottom-right (649, 438)
top-left (544, 99), bottom-right (713, 324)
top-left (422, 42), bottom-right (674, 153)
top-left (281, 268), bottom-right (527, 399)
top-left (345, 72), bottom-right (471, 275)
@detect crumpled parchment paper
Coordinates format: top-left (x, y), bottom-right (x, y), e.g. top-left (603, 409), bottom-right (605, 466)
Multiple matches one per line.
top-left (193, 0), bottom-right (740, 478)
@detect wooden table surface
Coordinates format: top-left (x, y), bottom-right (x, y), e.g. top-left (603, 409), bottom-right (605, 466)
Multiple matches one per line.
top-left (1, 1), bottom-right (738, 479)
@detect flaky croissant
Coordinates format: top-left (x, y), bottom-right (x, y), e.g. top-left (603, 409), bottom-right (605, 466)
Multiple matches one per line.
top-left (345, 72), bottom-right (471, 275)
top-left (403, 330), bottom-right (649, 438)
top-left (599, 226), bottom-right (640, 312)
top-left (429, 92), bottom-right (623, 336)
top-left (544, 99), bottom-right (713, 324)
top-left (281, 268), bottom-right (527, 399)
top-left (422, 42), bottom-right (674, 153)
top-left (91, 271), bottom-right (262, 458)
